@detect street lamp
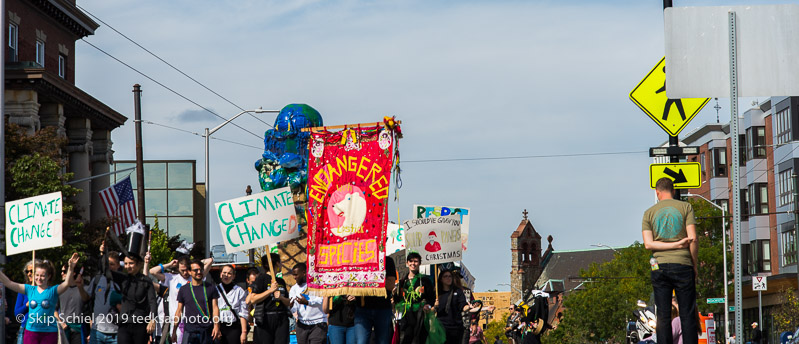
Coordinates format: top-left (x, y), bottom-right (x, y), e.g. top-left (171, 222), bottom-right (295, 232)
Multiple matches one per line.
top-left (591, 243), bottom-right (619, 253)
top-left (685, 192), bottom-right (730, 344)
top-left (204, 109), bottom-right (279, 258)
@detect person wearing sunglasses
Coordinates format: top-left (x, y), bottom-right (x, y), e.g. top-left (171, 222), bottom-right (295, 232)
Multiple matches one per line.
top-left (13, 259), bottom-right (40, 344)
top-left (0, 253), bottom-right (81, 344)
top-left (171, 260), bottom-right (221, 344)
top-left (150, 255), bottom-right (213, 344)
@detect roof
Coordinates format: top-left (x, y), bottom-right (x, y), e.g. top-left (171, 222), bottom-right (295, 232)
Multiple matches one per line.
top-left (511, 219), bottom-right (541, 239)
top-left (534, 248), bottom-right (616, 294)
top-left (5, 66), bottom-right (127, 130)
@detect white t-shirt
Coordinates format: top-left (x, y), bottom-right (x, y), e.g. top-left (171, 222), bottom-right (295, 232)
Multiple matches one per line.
top-left (164, 272), bottom-right (191, 322)
top-left (216, 284), bottom-right (248, 325)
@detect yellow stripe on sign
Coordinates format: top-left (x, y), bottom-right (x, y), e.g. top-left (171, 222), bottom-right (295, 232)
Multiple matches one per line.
top-left (649, 163), bottom-right (702, 189)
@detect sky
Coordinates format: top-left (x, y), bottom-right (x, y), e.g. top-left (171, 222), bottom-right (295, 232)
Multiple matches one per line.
top-left (73, 0), bottom-right (774, 291)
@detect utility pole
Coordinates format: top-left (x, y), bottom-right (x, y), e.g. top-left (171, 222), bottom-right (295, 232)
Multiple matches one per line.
top-left (133, 85), bottom-right (146, 244)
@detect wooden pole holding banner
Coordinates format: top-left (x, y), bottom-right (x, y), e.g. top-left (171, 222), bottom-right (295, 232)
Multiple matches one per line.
top-left (434, 265), bottom-right (438, 299)
top-left (264, 245), bottom-right (276, 281)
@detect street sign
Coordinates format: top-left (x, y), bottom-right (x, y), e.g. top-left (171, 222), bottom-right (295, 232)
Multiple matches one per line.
top-left (630, 57), bottom-right (710, 136)
top-left (649, 162), bottom-right (702, 189)
top-left (729, 306), bottom-right (735, 311)
top-left (707, 298), bottom-right (725, 304)
top-left (753, 276), bottom-right (767, 291)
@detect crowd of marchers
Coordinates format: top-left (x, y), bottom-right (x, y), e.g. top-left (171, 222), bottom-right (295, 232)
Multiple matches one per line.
top-left (0, 245), bottom-right (513, 344)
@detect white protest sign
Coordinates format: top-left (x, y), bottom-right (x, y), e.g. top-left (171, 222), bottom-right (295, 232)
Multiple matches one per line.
top-left (403, 215), bottom-right (462, 265)
top-left (5, 192), bottom-right (63, 255)
top-left (414, 205), bottom-right (470, 251)
top-left (215, 187), bottom-right (299, 253)
top-left (752, 276), bottom-right (767, 291)
top-left (386, 222), bottom-right (405, 254)
top-left (459, 262), bottom-right (476, 290)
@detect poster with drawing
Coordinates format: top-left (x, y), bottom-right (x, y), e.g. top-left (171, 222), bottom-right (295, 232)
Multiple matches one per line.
top-left (414, 205), bottom-right (470, 251)
top-left (403, 215), bottom-right (462, 265)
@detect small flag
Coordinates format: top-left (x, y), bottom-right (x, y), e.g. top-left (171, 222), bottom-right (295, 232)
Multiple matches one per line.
top-left (99, 176), bottom-right (138, 236)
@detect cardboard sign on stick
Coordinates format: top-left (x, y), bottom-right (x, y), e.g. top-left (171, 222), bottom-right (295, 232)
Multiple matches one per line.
top-left (404, 215), bottom-right (462, 265)
top-left (215, 187), bottom-right (299, 253)
top-left (6, 192), bottom-right (63, 255)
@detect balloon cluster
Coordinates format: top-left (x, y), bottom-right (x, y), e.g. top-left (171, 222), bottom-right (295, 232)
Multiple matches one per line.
top-left (255, 104), bottom-right (323, 192)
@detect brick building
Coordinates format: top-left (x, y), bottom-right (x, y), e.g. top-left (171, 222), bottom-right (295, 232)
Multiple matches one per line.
top-left (4, 0), bottom-right (126, 225)
top-left (679, 97), bottom-right (799, 338)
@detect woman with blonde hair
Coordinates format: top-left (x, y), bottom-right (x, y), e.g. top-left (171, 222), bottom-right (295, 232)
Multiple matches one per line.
top-left (0, 253), bottom-right (80, 344)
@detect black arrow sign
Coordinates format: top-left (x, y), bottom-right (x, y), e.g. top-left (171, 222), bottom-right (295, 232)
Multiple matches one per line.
top-left (663, 167), bottom-right (688, 184)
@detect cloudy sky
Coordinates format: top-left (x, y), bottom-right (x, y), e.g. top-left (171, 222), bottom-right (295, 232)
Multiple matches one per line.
top-left (74, 0), bottom-right (770, 291)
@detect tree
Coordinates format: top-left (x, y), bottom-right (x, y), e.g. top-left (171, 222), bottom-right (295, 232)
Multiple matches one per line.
top-left (484, 314), bottom-right (509, 343)
top-left (3, 123), bottom-right (107, 283)
top-left (772, 288), bottom-right (799, 332)
top-left (542, 198), bottom-right (728, 343)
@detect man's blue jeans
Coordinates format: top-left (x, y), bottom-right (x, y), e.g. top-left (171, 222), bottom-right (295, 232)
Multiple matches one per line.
top-left (651, 263), bottom-right (698, 344)
top-left (328, 324), bottom-right (356, 344)
top-left (353, 308), bottom-right (393, 344)
top-left (89, 329), bottom-right (118, 344)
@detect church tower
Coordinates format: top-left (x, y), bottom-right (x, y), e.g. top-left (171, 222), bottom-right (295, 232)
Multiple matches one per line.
top-left (510, 209), bottom-right (543, 303)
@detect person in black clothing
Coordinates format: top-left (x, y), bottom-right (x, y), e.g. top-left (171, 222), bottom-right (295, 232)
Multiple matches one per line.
top-left (393, 252), bottom-right (435, 344)
top-left (171, 260), bottom-right (221, 344)
top-left (353, 256), bottom-right (396, 344)
top-left (435, 269), bottom-right (468, 344)
top-left (246, 253), bottom-right (290, 344)
top-left (750, 322), bottom-right (762, 344)
top-left (100, 242), bottom-right (157, 344)
top-left (324, 295), bottom-right (356, 344)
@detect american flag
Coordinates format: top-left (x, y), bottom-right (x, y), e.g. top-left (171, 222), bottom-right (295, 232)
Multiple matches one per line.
top-left (99, 176), bottom-right (138, 236)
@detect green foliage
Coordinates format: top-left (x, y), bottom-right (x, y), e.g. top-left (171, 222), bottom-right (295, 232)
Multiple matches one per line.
top-left (484, 314), bottom-right (508, 343)
top-left (3, 123), bottom-right (107, 284)
top-left (148, 216), bottom-right (173, 266)
top-left (686, 198), bottom-right (727, 314)
top-left (543, 198), bottom-right (728, 343)
top-left (544, 243), bottom-right (652, 344)
top-left (772, 288), bottom-right (799, 332)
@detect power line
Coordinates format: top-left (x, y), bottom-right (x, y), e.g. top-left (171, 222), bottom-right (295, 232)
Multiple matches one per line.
top-left (402, 150), bottom-right (648, 163)
top-left (76, 4), bottom-right (273, 128)
top-left (79, 38), bottom-right (263, 140)
top-left (139, 120), bottom-right (263, 150)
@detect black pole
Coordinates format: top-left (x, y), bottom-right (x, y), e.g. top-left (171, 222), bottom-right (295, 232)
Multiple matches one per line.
top-left (133, 85), bottom-right (146, 233)
top-left (670, 135), bottom-right (681, 198)
top-left (664, 0), bottom-right (672, 9)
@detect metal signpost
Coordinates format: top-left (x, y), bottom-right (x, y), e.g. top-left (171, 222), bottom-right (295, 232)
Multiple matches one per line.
top-left (752, 275), bottom-right (767, 327)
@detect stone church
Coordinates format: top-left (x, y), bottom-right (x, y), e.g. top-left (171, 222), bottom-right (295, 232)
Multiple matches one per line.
top-left (509, 209), bottom-right (553, 302)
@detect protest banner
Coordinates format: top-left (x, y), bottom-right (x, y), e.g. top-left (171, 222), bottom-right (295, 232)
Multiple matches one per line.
top-left (414, 204), bottom-right (470, 251)
top-left (306, 124), bottom-right (395, 296)
top-left (5, 192), bottom-right (63, 255)
top-left (386, 222), bottom-right (405, 254)
top-left (215, 187), bottom-right (299, 253)
top-left (404, 215), bottom-right (462, 265)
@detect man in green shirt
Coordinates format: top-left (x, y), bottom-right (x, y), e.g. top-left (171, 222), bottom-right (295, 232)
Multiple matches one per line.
top-left (642, 177), bottom-right (699, 344)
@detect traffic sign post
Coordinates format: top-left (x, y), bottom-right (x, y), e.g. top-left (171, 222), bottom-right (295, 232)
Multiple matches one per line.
top-left (649, 162), bottom-right (701, 189)
top-left (753, 275), bottom-right (767, 327)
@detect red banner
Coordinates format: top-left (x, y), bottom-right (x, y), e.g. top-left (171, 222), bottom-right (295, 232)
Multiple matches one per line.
top-left (306, 125), bottom-right (395, 296)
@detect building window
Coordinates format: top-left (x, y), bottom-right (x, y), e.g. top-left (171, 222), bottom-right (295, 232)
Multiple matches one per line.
top-left (739, 134), bottom-right (747, 166)
top-left (8, 23), bottom-right (18, 62)
top-left (776, 108), bottom-right (792, 145)
top-left (714, 199), bottom-right (729, 214)
top-left (748, 183), bottom-right (769, 215)
top-left (741, 189), bottom-right (749, 217)
top-left (781, 230), bottom-right (797, 266)
top-left (699, 152), bottom-right (706, 179)
top-left (35, 41), bottom-right (45, 67)
top-left (751, 239), bottom-right (771, 273)
top-left (779, 169), bottom-right (794, 207)
top-left (712, 148), bottom-right (727, 177)
top-left (746, 126), bottom-right (766, 160)
top-left (58, 55), bottom-right (66, 78)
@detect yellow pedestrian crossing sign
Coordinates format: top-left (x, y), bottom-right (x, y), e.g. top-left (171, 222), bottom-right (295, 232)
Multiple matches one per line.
top-left (650, 163), bottom-right (702, 189)
top-left (630, 57), bottom-right (710, 136)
